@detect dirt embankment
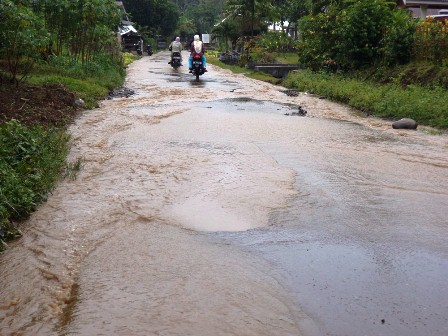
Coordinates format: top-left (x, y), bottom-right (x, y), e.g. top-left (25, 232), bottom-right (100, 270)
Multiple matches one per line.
top-left (0, 80), bottom-right (81, 128)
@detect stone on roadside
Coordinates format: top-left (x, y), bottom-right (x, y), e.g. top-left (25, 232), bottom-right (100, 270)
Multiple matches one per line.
top-left (392, 118), bottom-right (418, 130)
top-left (74, 98), bottom-right (85, 107)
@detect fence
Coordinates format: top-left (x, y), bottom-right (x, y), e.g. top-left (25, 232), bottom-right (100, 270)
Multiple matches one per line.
top-left (413, 19), bottom-right (448, 63)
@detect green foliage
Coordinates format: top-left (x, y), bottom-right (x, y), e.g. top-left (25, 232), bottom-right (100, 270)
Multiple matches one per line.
top-left (413, 18), bottom-right (448, 64)
top-left (38, 0), bottom-right (121, 63)
top-left (212, 17), bottom-right (240, 51)
top-left (246, 71), bottom-right (282, 84)
top-left (223, 0), bottom-right (272, 36)
top-left (184, 0), bottom-right (225, 34)
top-left (175, 16), bottom-right (197, 39)
top-left (297, 11), bottom-right (338, 70)
top-left (382, 9), bottom-right (416, 65)
top-left (0, 0), bottom-right (122, 86)
top-left (297, 0), bottom-right (417, 70)
top-left (26, 53), bottom-right (127, 107)
top-left (0, 120), bottom-right (69, 250)
top-left (122, 0), bottom-right (180, 37)
top-left (335, 0), bottom-right (393, 68)
top-left (284, 69), bottom-right (448, 128)
top-left (271, 0), bottom-right (309, 25)
top-left (362, 62), bottom-right (448, 89)
top-left (308, 0), bottom-right (337, 15)
top-left (256, 32), bottom-right (299, 52)
top-left (266, 52), bottom-right (299, 64)
top-left (207, 54), bottom-right (282, 84)
top-left (0, 0), bottom-right (50, 85)
top-left (250, 51), bottom-right (277, 64)
top-left (207, 55), bottom-right (251, 73)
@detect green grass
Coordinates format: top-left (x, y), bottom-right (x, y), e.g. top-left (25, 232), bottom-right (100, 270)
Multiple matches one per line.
top-left (284, 70), bottom-right (448, 129)
top-left (0, 120), bottom-right (70, 250)
top-left (208, 55), bottom-right (282, 84)
top-left (207, 56), bottom-right (251, 74)
top-left (273, 52), bottom-right (299, 64)
top-left (28, 75), bottom-right (110, 108)
top-left (27, 53), bottom-right (131, 108)
top-left (246, 72), bottom-right (283, 85)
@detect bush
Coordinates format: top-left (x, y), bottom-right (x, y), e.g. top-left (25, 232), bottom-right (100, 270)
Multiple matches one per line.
top-left (256, 32), bottom-right (299, 52)
top-left (335, 0), bottom-right (394, 69)
top-left (297, 11), bottom-right (339, 71)
top-left (0, 120), bottom-right (69, 250)
top-left (414, 18), bottom-right (448, 63)
top-left (297, 0), bottom-right (416, 70)
top-left (382, 10), bottom-right (417, 65)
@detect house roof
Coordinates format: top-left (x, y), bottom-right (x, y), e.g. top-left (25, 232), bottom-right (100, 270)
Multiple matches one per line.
top-left (400, 0), bottom-right (448, 9)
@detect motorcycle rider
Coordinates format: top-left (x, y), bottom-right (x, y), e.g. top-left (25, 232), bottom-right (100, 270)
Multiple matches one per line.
top-left (168, 37), bottom-right (183, 65)
top-left (188, 34), bottom-right (207, 72)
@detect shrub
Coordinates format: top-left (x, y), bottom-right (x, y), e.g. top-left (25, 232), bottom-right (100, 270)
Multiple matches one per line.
top-left (0, 120), bottom-right (69, 250)
top-left (256, 32), bottom-right (299, 52)
top-left (382, 9), bottom-right (417, 65)
top-left (297, 0), bottom-right (416, 70)
top-left (413, 18), bottom-right (448, 63)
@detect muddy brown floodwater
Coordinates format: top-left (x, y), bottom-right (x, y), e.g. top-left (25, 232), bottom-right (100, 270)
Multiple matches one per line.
top-left (1, 51), bottom-right (447, 336)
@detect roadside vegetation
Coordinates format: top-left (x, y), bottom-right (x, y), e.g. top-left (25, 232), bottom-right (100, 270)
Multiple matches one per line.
top-left (283, 69), bottom-right (448, 128)
top-left (0, 0), bottom-right (135, 250)
top-left (207, 0), bottom-right (448, 130)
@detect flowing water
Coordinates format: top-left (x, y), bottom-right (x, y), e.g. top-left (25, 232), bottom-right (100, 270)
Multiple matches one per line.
top-left (1, 52), bottom-right (447, 336)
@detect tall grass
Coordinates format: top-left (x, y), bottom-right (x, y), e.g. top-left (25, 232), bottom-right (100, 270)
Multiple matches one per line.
top-left (0, 120), bottom-right (69, 250)
top-left (28, 53), bottom-right (133, 108)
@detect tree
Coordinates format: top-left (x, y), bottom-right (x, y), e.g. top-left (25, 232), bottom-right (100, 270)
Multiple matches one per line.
top-left (298, 0), bottom-right (415, 70)
top-left (0, 0), bottom-right (49, 85)
top-left (176, 16), bottom-right (197, 39)
top-left (122, 0), bottom-right (180, 37)
top-left (224, 0), bottom-right (273, 36)
top-left (270, 0), bottom-right (309, 37)
top-left (307, 0), bottom-right (340, 15)
top-left (0, 0), bottom-right (123, 85)
top-left (184, 0), bottom-right (225, 33)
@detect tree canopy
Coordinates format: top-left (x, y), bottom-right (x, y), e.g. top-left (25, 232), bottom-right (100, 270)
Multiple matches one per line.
top-left (122, 0), bottom-right (180, 37)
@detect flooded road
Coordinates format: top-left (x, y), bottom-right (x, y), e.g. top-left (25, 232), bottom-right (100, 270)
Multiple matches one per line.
top-left (1, 51), bottom-right (447, 336)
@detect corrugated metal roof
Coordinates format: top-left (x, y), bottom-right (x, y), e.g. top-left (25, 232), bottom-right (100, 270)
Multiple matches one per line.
top-left (403, 0), bottom-right (448, 8)
top-left (119, 25), bottom-right (137, 36)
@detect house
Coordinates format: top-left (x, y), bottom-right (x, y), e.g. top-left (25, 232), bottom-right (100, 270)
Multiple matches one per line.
top-left (115, 1), bottom-right (143, 53)
top-left (398, 0), bottom-right (448, 17)
top-left (115, 1), bottom-right (137, 36)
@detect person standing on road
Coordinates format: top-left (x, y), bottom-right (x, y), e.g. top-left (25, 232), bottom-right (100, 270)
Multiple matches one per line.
top-left (168, 37), bottom-right (183, 65)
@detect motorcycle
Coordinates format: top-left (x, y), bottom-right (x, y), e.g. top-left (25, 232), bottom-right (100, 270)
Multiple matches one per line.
top-left (136, 45), bottom-right (143, 56)
top-left (191, 54), bottom-right (205, 81)
top-left (170, 52), bottom-right (182, 69)
top-left (146, 45), bottom-right (153, 56)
